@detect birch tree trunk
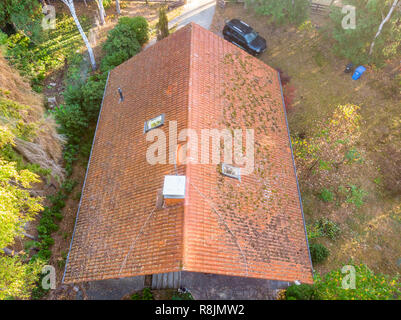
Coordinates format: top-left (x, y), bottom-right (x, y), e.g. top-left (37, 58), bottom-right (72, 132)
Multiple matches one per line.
top-left (369, 0), bottom-right (399, 55)
top-left (96, 0), bottom-right (106, 25)
top-left (2, 248), bottom-right (15, 256)
top-left (101, 0), bottom-right (107, 17)
top-left (116, 0), bottom-right (121, 15)
top-left (23, 232), bottom-right (37, 241)
top-left (60, 0), bottom-right (96, 70)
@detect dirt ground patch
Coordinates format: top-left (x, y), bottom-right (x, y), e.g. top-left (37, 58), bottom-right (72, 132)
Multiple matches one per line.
top-left (211, 3), bottom-right (401, 277)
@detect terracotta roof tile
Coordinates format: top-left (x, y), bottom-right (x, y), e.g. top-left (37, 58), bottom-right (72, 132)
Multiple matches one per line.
top-left (63, 23), bottom-right (313, 285)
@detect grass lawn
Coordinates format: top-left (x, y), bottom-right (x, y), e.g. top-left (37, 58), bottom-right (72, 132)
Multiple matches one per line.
top-left (211, 3), bottom-right (401, 277)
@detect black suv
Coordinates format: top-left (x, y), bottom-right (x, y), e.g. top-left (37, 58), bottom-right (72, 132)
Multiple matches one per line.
top-left (223, 19), bottom-right (267, 56)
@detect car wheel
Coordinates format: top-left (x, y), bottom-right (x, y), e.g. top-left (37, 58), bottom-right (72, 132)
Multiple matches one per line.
top-left (248, 49), bottom-right (256, 56)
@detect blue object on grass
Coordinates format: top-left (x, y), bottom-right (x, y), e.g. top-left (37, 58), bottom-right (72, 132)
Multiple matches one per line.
top-left (352, 66), bottom-right (366, 80)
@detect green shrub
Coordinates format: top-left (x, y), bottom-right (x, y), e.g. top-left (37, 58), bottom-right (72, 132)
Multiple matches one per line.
top-left (24, 240), bottom-right (40, 251)
top-left (346, 185), bottom-right (368, 208)
top-left (318, 160), bottom-right (332, 171)
top-left (63, 144), bottom-right (79, 177)
top-left (62, 179), bottom-right (77, 195)
top-left (285, 283), bottom-right (315, 300)
top-left (63, 53), bottom-right (88, 106)
top-left (53, 212), bottom-right (63, 222)
top-left (131, 288), bottom-right (154, 300)
top-left (118, 16), bottom-right (149, 46)
top-left (79, 140), bottom-right (93, 160)
top-left (48, 191), bottom-right (67, 211)
top-left (54, 104), bottom-right (88, 144)
top-left (35, 249), bottom-right (51, 261)
top-left (100, 50), bottom-right (133, 73)
top-left (57, 257), bottom-right (66, 269)
top-left (319, 188), bottom-right (334, 202)
top-left (307, 218), bottom-right (341, 241)
top-left (38, 235), bottom-right (54, 249)
top-left (25, 163), bottom-right (52, 178)
top-left (63, 83), bottom-right (84, 107)
top-left (38, 217), bottom-right (58, 234)
top-left (172, 291), bottom-right (194, 300)
top-left (310, 243), bottom-right (330, 264)
top-left (316, 218), bottom-right (341, 240)
top-left (306, 223), bottom-right (324, 241)
top-left (345, 148), bottom-right (363, 163)
top-left (31, 279), bottom-right (49, 300)
top-left (65, 53), bottom-right (87, 83)
top-left (81, 73), bottom-right (108, 121)
top-left (57, 251), bottom-right (68, 269)
top-left (0, 31), bottom-right (7, 45)
top-left (101, 19), bottom-right (143, 72)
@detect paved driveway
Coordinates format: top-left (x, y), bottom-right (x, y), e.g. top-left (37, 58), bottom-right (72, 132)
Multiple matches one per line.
top-left (170, 0), bottom-right (216, 30)
top-left (145, 0), bottom-right (216, 49)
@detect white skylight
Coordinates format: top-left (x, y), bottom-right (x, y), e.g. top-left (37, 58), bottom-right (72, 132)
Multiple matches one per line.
top-left (144, 114), bottom-right (165, 132)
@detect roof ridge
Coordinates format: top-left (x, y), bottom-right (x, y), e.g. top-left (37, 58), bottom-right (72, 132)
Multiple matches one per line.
top-left (181, 22), bottom-right (195, 271)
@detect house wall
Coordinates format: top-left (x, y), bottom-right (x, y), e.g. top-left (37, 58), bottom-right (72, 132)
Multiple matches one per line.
top-left (181, 272), bottom-right (290, 300)
top-left (77, 272), bottom-right (291, 299)
top-left (77, 276), bottom-right (145, 300)
top-left (150, 271), bottom-right (291, 300)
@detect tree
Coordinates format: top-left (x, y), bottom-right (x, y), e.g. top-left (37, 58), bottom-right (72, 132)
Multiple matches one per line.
top-left (96, 0), bottom-right (106, 25)
top-left (369, 0), bottom-right (399, 55)
top-left (59, 0), bottom-right (96, 70)
top-left (0, 0), bottom-right (42, 40)
top-left (330, 0), bottom-right (401, 65)
top-left (0, 256), bottom-right (44, 300)
top-left (0, 158), bottom-right (43, 250)
top-left (100, 17), bottom-right (147, 72)
top-left (0, 127), bottom-right (45, 300)
top-left (156, 7), bottom-right (169, 41)
top-left (116, 0), bottom-right (121, 15)
top-left (245, 0), bottom-right (309, 25)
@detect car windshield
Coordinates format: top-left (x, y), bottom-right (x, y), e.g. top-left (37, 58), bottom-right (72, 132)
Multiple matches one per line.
top-left (244, 31), bottom-right (258, 43)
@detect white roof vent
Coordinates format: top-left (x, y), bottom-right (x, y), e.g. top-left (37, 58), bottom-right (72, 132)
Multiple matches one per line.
top-left (163, 175), bottom-right (186, 199)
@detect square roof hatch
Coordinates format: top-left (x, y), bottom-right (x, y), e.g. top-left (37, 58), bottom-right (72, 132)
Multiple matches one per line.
top-left (163, 175), bottom-right (186, 199)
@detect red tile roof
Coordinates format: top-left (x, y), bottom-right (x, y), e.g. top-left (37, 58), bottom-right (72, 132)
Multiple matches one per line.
top-left (63, 23), bottom-right (313, 285)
